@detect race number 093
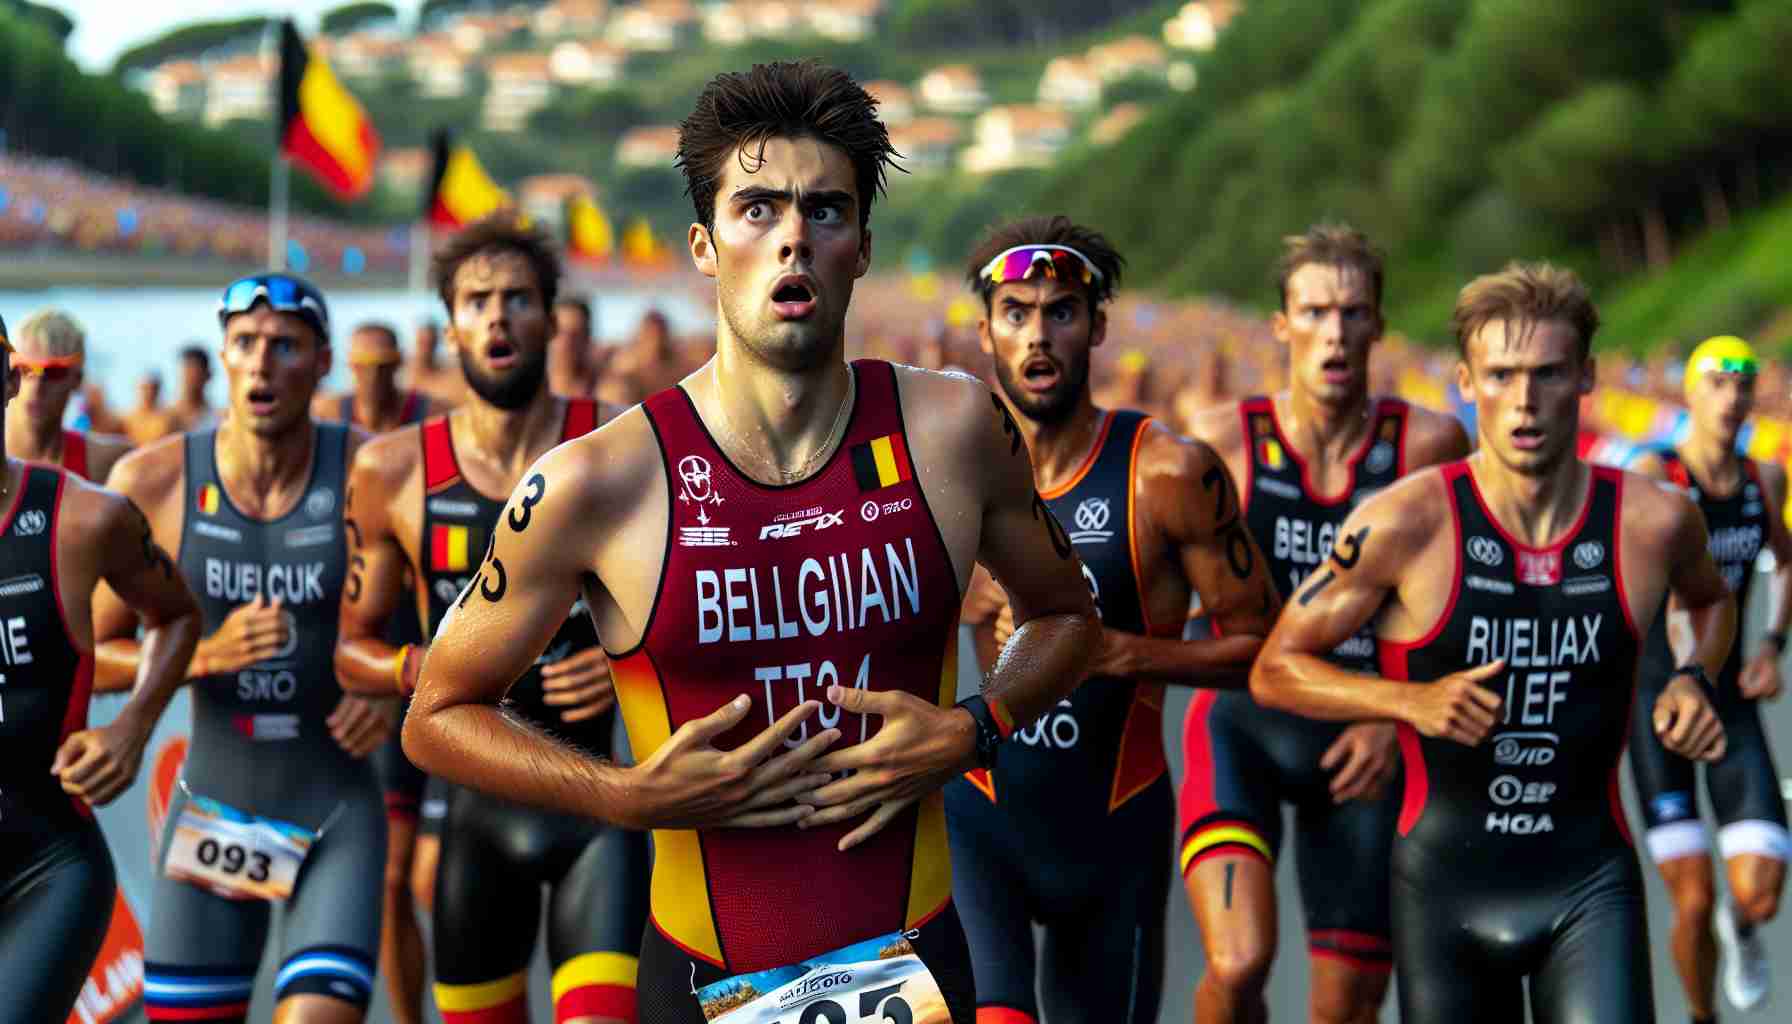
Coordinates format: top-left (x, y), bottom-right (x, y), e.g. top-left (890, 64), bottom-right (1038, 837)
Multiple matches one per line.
top-left (775, 984), bottom-right (911, 1024)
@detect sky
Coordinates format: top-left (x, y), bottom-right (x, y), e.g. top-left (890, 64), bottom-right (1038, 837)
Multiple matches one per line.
top-left (57, 2), bottom-right (422, 71)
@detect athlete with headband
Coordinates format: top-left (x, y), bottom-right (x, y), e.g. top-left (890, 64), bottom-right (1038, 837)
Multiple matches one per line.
top-left (951, 217), bottom-right (1280, 1023)
top-left (0, 311), bottom-right (204, 1020)
top-left (4, 309), bottom-right (132, 482)
top-left (95, 273), bottom-right (394, 1024)
top-left (313, 320), bottom-right (437, 1024)
top-left (1626, 334), bottom-right (1789, 1018)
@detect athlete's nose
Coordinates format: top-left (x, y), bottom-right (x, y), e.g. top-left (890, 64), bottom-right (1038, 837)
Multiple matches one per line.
top-left (778, 210), bottom-right (813, 265)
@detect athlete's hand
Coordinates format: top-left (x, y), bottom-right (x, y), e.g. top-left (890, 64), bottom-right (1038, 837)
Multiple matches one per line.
top-left (1408, 661), bottom-right (1505, 746)
top-left (541, 646), bottom-right (616, 722)
top-left (991, 603), bottom-right (1016, 648)
top-left (51, 719), bottom-right (148, 806)
top-left (197, 595), bottom-right (290, 675)
top-left (328, 694), bottom-right (398, 758)
top-left (1655, 676), bottom-right (1727, 762)
top-left (803, 685), bottom-right (977, 852)
top-left (1321, 722), bottom-right (1397, 802)
top-left (624, 696), bottom-right (838, 831)
top-left (960, 568), bottom-right (1006, 626)
top-left (1740, 653), bottom-right (1783, 701)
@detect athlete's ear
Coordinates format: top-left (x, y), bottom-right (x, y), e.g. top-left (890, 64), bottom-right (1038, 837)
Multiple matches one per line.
top-left (1090, 307), bottom-right (1108, 351)
top-left (688, 222), bottom-right (718, 280)
top-left (1270, 308), bottom-right (1292, 347)
top-left (977, 314), bottom-right (994, 357)
top-left (854, 226), bottom-right (872, 279)
top-left (1455, 358), bottom-right (1473, 401)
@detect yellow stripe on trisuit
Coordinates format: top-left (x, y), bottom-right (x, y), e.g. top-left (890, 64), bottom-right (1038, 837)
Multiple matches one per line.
top-left (550, 952), bottom-right (637, 1004)
top-left (433, 971), bottom-right (526, 1011)
top-left (1180, 824), bottom-right (1273, 873)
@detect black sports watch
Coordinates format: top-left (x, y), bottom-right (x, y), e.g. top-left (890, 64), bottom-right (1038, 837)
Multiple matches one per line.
top-left (1671, 663), bottom-right (1715, 694)
top-left (956, 695), bottom-right (1006, 771)
top-left (1765, 630), bottom-right (1787, 655)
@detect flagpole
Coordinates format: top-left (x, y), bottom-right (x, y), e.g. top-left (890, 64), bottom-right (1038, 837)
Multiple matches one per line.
top-left (268, 155), bottom-right (291, 271)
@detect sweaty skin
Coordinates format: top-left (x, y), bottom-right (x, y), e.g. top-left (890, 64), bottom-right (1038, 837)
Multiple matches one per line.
top-left (1177, 260), bottom-right (1471, 1024)
top-left (1250, 317), bottom-right (1732, 1023)
top-left (405, 135), bottom-right (1099, 848)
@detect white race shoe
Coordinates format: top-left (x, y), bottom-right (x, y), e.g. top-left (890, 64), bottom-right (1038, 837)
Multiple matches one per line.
top-left (1715, 898), bottom-right (1771, 1011)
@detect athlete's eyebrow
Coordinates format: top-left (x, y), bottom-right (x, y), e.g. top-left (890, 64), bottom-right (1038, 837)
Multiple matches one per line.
top-left (730, 186), bottom-right (791, 205)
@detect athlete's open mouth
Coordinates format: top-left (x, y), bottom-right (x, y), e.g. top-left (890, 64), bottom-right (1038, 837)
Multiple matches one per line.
top-left (1511, 426), bottom-right (1545, 450)
top-left (246, 387), bottom-right (277, 413)
top-left (486, 340), bottom-right (517, 368)
top-left (771, 275), bottom-right (817, 320)
top-left (1321, 357), bottom-right (1352, 383)
top-left (1021, 356), bottom-right (1061, 392)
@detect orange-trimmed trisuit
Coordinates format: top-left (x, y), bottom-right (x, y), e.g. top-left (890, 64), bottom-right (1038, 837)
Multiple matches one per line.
top-left (617, 361), bottom-right (963, 975)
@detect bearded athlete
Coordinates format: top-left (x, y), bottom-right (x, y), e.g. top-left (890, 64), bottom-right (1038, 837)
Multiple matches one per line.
top-left (334, 215), bottom-right (645, 1024)
top-left (0, 313), bottom-right (202, 1022)
top-left (1253, 262), bottom-right (1732, 1023)
top-left (1627, 335), bottom-right (1789, 1019)
top-left (4, 309), bottom-right (132, 482)
top-left (403, 63), bottom-right (1101, 1024)
top-left (951, 215), bottom-right (1280, 1024)
top-left (1179, 225), bottom-right (1470, 1023)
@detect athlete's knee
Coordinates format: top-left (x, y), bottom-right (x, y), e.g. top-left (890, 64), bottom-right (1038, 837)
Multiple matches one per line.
top-left (552, 952), bottom-right (637, 1024)
top-left (1203, 940), bottom-right (1273, 996)
top-left (1665, 870), bottom-right (1716, 928)
top-left (271, 991), bottom-right (368, 1024)
top-left (1308, 962), bottom-right (1390, 1024)
top-left (409, 843), bottom-right (437, 916)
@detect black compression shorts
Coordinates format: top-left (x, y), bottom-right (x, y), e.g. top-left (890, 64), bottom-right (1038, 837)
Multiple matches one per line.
top-left (0, 823), bottom-right (114, 1023)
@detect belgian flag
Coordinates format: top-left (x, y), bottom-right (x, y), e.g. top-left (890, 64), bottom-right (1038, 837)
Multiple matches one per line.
top-left (566, 193), bottom-right (614, 264)
top-left (851, 433), bottom-right (913, 493)
top-left (424, 130), bottom-right (512, 229)
top-left (620, 217), bottom-right (670, 269)
top-left (277, 20), bottom-right (380, 200)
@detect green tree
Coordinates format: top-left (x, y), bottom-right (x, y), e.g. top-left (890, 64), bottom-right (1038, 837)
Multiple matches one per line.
top-left (320, 2), bottom-right (397, 35)
top-left (111, 17), bottom-right (269, 75)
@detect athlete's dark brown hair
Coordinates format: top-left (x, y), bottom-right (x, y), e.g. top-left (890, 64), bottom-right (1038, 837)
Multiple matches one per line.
top-left (677, 61), bottom-right (898, 232)
top-left (430, 213), bottom-right (562, 315)
top-left (1451, 261), bottom-right (1599, 361)
top-left (1275, 224), bottom-right (1384, 313)
top-left (964, 215), bottom-right (1125, 310)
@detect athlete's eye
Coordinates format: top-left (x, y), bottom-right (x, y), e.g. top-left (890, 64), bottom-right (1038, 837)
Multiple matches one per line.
top-left (1049, 305), bottom-right (1075, 324)
top-left (504, 292), bottom-right (533, 316)
top-left (809, 205), bottom-right (840, 225)
top-left (1005, 308), bottom-right (1027, 326)
top-left (745, 202), bottom-right (769, 222)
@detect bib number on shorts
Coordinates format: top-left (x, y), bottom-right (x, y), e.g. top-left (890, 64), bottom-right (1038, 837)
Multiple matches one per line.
top-left (696, 931), bottom-right (949, 1024)
top-left (164, 794), bottom-right (315, 902)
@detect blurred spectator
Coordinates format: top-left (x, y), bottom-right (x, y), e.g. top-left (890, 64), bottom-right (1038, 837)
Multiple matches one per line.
top-left (123, 372), bottom-right (182, 445)
top-left (172, 345), bottom-right (216, 431)
top-left (550, 296), bottom-right (604, 398)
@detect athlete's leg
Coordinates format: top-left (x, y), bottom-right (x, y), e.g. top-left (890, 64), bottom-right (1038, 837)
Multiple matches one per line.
top-left (1389, 870), bottom-right (1524, 1024)
top-left (1658, 856), bottom-right (1719, 1020)
top-left (0, 827), bottom-right (115, 1022)
top-left (1528, 856), bottom-right (1653, 1024)
top-left (943, 781), bottom-right (1040, 1023)
top-left (1708, 694), bottom-right (1790, 927)
top-left (1036, 778), bottom-right (1171, 1024)
top-left (270, 787), bottom-right (385, 1024)
top-left (1179, 692), bottom-right (1280, 1024)
top-left (1294, 792), bottom-right (1396, 1023)
top-left (412, 776), bottom-right (447, 918)
top-left (1631, 668), bottom-right (1712, 1015)
top-left (432, 788), bottom-right (541, 1024)
top-left (1724, 853), bottom-right (1786, 926)
top-left (145, 789), bottom-right (269, 1024)
top-left (547, 824), bottom-right (651, 1024)
top-left (373, 726), bottom-right (430, 1024)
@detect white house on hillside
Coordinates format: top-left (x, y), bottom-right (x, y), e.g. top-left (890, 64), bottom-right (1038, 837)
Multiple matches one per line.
top-left (483, 53), bottom-right (557, 133)
top-left (1037, 56), bottom-right (1102, 110)
top-left (917, 64), bottom-right (987, 115)
top-left (203, 55), bottom-right (274, 126)
top-left (960, 104), bottom-right (1071, 174)
top-left (549, 39), bottom-right (626, 88)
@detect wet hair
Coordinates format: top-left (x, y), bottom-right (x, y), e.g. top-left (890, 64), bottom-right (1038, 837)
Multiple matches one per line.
top-left (1275, 224), bottom-right (1384, 313)
top-left (430, 213), bottom-right (562, 316)
top-left (19, 308), bottom-right (84, 357)
top-left (677, 61), bottom-right (898, 232)
top-left (1451, 261), bottom-right (1599, 362)
top-left (964, 215), bottom-right (1124, 311)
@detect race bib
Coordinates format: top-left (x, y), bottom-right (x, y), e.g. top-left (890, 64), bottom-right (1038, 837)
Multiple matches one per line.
top-left (164, 794), bottom-right (314, 901)
top-left (697, 931), bottom-right (950, 1024)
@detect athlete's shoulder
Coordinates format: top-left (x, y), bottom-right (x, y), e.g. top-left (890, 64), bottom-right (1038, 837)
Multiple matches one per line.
top-left (310, 390), bottom-right (348, 422)
top-left (889, 361), bottom-right (999, 454)
top-left (349, 420), bottom-right (424, 498)
top-left (1615, 462), bottom-right (1702, 543)
top-left (54, 470), bottom-right (141, 548)
top-left (1399, 402), bottom-right (1472, 468)
top-left (557, 402), bottom-right (665, 507)
top-left (1351, 461), bottom-right (1457, 547)
top-left (106, 431), bottom-right (185, 502)
top-left (1183, 396), bottom-right (1249, 456)
top-left (1135, 416), bottom-right (1227, 483)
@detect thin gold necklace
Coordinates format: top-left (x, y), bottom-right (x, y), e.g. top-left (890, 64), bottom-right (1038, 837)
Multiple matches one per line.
top-left (710, 362), bottom-right (855, 484)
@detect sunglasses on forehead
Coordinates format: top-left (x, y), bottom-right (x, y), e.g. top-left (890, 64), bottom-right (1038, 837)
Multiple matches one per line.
top-left (978, 245), bottom-right (1104, 287)
top-left (14, 353), bottom-right (82, 381)
top-left (219, 274), bottom-right (330, 339)
top-left (347, 349), bottom-right (402, 368)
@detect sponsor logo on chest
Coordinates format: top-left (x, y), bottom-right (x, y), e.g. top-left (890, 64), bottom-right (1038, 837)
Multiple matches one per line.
top-left (1068, 497), bottom-right (1114, 545)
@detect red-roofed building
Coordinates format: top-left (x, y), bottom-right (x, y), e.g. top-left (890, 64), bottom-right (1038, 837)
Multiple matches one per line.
top-left (484, 53), bottom-right (557, 133)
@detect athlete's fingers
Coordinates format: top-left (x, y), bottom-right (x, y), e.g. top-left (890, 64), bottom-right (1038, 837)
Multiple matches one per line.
top-left (1461, 659), bottom-right (1507, 682)
top-left (718, 803), bottom-right (817, 829)
top-left (1327, 746), bottom-right (1372, 801)
top-left (740, 772), bottom-right (832, 811)
top-left (557, 694), bottom-right (616, 722)
top-left (49, 733), bottom-right (91, 777)
top-left (1319, 732), bottom-right (1351, 772)
top-left (824, 683), bottom-right (907, 717)
top-left (800, 793), bottom-right (884, 830)
top-left (675, 693), bottom-right (756, 748)
top-left (753, 728), bottom-right (842, 785)
top-left (540, 677), bottom-right (614, 705)
top-left (726, 700), bottom-right (824, 768)
top-left (838, 798), bottom-right (914, 852)
top-left (1655, 694), bottom-right (1699, 748)
top-left (540, 647), bottom-right (610, 683)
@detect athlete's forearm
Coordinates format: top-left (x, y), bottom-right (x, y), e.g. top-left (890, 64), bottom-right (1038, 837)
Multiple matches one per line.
top-left (1681, 591), bottom-right (1739, 678)
top-left (93, 640), bottom-right (142, 693)
top-left (402, 701), bottom-right (632, 823)
top-left (334, 633), bottom-right (410, 696)
top-left (1101, 628), bottom-right (1261, 689)
top-left (1250, 650), bottom-right (1412, 722)
top-left (1766, 563), bottom-right (1792, 641)
top-left (113, 611), bottom-right (202, 738)
top-left (982, 611), bottom-right (1101, 729)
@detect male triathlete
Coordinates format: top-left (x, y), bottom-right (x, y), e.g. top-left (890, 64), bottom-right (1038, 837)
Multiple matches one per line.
top-left (550, 296), bottom-right (605, 398)
top-left (952, 215), bottom-right (1279, 1024)
top-left (0, 313), bottom-right (202, 1021)
top-left (334, 215), bottom-right (646, 1024)
top-left (171, 346), bottom-right (217, 432)
top-left (1252, 261), bottom-right (1732, 1022)
top-left (4, 308), bottom-right (132, 482)
top-left (404, 63), bottom-right (1101, 1024)
top-left (95, 274), bottom-right (394, 1024)
top-left (1180, 225), bottom-right (1470, 1022)
top-left (314, 319), bottom-right (435, 1024)
top-left (1628, 334), bottom-right (1789, 1018)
